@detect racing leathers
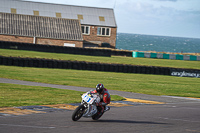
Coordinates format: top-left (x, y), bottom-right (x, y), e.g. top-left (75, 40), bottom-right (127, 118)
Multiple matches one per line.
top-left (91, 88), bottom-right (110, 113)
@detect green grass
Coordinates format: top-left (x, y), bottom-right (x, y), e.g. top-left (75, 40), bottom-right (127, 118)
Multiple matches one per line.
top-left (0, 65), bottom-right (199, 98)
top-left (0, 48), bottom-right (200, 69)
top-left (0, 83), bottom-right (124, 108)
top-left (0, 49), bottom-right (199, 107)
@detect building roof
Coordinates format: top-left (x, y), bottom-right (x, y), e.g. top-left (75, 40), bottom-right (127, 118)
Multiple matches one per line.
top-left (0, 0), bottom-right (117, 27)
top-left (0, 12), bottom-right (83, 41)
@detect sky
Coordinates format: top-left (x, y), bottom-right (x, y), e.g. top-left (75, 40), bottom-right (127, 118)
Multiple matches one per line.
top-left (24, 0), bottom-right (200, 39)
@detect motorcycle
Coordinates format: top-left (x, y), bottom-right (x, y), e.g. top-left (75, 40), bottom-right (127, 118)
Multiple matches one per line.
top-left (72, 91), bottom-right (109, 121)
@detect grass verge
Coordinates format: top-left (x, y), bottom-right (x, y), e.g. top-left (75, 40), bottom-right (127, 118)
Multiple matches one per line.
top-left (0, 83), bottom-right (125, 108)
top-left (0, 49), bottom-right (199, 69)
top-left (0, 65), bottom-right (199, 98)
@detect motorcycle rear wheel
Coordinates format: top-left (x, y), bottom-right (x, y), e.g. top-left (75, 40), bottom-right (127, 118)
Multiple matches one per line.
top-left (92, 106), bottom-right (104, 120)
top-left (72, 104), bottom-right (85, 121)
top-left (92, 112), bottom-right (104, 120)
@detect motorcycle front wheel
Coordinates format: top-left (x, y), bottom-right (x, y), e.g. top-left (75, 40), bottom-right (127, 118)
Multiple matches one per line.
top-left (72, 104), bottom-right (85, 121)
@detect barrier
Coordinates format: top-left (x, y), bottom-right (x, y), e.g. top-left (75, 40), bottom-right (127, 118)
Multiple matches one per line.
top-left (144, 53), bottom-right (151, 58)
top-left (197, 56), bottom-right (200, 61)
top-left (176, 54), bottom-right (183, 60)
top-left (0, 55), bottom-right (199, 77)
top-left (163, 54), bottom-right (169, 59)
top-left (132, 51), bottom-right (199, 61)
top-left (183, 55), bottom-right (190, 60)
top-left (151, 53), bottom-right (157, 58)
top-left (170, 68), bottom-right (200, 78)
top-left (132, 52), bottom-right (144, 58)
top-left (112, 50), bottom-right (132, 57)
top-left (0, 41), bottom-right (112, 57)
top-left (157, 53), bottom-right (163, 59)
top-left (169, 54), bottom-right (176, 60)
top-left (190, 55), bottom-right (197, 61)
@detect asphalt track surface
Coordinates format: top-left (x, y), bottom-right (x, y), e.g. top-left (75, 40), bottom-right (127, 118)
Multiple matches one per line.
top-left (1, 78), bottom-right (200, 133)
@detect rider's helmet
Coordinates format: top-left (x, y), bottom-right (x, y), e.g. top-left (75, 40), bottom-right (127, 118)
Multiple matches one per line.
top-left (96, 84), bottom-right (104, 94)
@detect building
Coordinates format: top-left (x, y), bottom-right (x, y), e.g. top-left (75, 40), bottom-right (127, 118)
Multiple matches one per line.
top-left (0, 12), bottom-right (83, 47)
top-left (0, 0), bottom-right (117, 48)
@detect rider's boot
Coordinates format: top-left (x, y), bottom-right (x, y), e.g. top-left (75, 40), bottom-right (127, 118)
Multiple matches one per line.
top-left (97, 106), bottom-right (104, 115)
top-left (104, 106), bottom-right (110, 112)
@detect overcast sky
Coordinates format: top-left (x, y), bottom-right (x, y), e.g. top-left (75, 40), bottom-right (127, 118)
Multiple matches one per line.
top-left (24, 0), bottom-right (200, 39)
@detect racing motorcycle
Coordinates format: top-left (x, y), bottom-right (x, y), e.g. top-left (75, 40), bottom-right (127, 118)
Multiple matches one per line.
top-left (72, 91), bottom-right (109, 121)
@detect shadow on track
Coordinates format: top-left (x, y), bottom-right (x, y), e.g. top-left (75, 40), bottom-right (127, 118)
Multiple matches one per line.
top-left (80, 119), bottom-right (168, 125)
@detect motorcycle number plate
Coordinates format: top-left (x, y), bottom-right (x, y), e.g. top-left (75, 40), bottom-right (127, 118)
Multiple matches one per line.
top-left (83, 95), bottom-right (92, 103)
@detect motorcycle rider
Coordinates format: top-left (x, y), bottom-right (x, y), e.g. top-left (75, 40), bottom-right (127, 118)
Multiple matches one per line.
top-left (91, 83), bottom-right (110, 114)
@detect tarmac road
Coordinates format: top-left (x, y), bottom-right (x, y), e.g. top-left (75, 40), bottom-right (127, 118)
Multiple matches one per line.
top-left (0, 78), bottom-right (200, 133)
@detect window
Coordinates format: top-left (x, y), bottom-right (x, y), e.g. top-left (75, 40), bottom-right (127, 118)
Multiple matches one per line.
top-left (56, 13), bottom-right (62, 18)
top-left (33, 10), bottom-right (39, 16)
top-left (97, 27), bottom-right (110, 36)
top-left (11, 8), bottom-right (16, 14)
top-left (81, 26), bottom-right (90, 35)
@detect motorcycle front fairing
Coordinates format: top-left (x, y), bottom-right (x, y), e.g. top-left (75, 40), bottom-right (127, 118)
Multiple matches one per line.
top-left (82, 104), bottom-right (97, 117)
top-left (81, 92), bottom-right (100, 117)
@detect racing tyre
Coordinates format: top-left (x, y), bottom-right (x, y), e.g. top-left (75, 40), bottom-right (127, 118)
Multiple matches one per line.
top-left (92, 112), bottom-right (104, 120)
top-left (72, 104), bottom-right (85, 121)
top-left (92, 106), bottom-right (104, 120)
